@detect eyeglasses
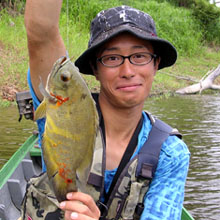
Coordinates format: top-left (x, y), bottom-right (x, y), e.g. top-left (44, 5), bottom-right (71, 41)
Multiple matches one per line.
top-left (97, 52), bottom-right (157, 67)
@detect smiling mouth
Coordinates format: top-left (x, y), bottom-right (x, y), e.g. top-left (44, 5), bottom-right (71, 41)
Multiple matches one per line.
top-left (116, 84), bottom-right (141, 91)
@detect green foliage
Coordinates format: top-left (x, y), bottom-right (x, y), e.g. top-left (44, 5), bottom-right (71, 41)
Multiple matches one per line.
top-left (205, 17), bottom-right (220, 44)
top-left (0, 0), bottom-right (220, 76)
top-left (62, 0), bottom-right (121, 31)
top-left (0, 0), bottom-right (25, 14)
top-left (192, 0), bottom-right (220, 25)
top-left (1, 1), bottom-right (220, 102)
top-left (0, 10), bottom-right (29, 95)
top-left (157, 0), bottom-right (195, 7)
top-left (1, 0), bottom-right (220, 45)
top-left (0, 10), bottom-right (26, 49)
top-left (128, 0), bottom-right (202, 56)
top-left (0, 98), bottom-right (12, 107)
top-left (154, 0), bottom-right (220, 43)
top-left (191, 0), bottom-right (220, 43)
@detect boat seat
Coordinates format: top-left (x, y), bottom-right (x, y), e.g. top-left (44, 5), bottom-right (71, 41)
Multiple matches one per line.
top-left (0, 183), bottom-right (21, 220)
top-left (7, 163), bottom-right (27, 211)
top-left (7, 179), bottom-right (23, 211)
top-left (6, 158), bottom-right (41, 212)
top-left (22, 158), bottom-right (37, 181)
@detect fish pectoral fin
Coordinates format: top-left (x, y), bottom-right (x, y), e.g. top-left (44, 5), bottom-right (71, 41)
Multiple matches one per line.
top-left (51, 171), bottom-right (58, 179)
top-left (34, 99), bottom-right (47, 120)
top-left (39, 81), bottom-right (57, 103)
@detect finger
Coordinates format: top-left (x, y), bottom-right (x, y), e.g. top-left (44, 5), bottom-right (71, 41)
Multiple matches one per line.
top-left (66, 192), bottom-right (100, 216)
top-left (60, 199), bottom-right (100, 219)
top-left (61, 200), bottom-right (93, 217)
top-left (65, 211), bottom-right (98, 220)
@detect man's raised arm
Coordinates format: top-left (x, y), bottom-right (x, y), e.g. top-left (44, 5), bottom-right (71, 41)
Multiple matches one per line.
top-left (24, 0), bottom-right (66, 101)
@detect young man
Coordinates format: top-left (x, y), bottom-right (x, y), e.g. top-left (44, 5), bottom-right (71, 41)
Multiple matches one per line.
top-left (24, 1), bottom-right (190, 219)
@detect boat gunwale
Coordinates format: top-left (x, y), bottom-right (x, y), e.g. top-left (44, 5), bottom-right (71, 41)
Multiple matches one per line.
top-left (0, 134), bottom-right (38, 189)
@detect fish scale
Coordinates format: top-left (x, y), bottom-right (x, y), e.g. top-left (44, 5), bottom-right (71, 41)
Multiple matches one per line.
top-left (34, 56), bottom-right (99, 202)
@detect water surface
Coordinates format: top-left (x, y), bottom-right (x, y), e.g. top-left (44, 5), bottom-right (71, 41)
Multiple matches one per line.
top-left (145, 94), bottom-right (220, 220)
top-left (0, 105), bottom-right (36, 169)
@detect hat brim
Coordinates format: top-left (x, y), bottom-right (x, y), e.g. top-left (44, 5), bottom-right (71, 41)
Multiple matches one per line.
top-left (75, 25), bottom-right (177, 75)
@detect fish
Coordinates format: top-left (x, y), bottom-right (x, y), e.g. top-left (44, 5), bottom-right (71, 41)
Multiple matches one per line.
top-left (34, 56), bottom-right (99, 202)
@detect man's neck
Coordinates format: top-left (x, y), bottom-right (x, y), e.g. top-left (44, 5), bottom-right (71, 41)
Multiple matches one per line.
top-left (98, 93), bottom-right (143, 170)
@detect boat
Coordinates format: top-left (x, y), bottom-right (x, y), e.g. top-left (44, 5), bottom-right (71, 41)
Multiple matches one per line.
top-left (0, 133), bottom-right (41, 220)
top-left (0, 133), bottom-right (194, 220)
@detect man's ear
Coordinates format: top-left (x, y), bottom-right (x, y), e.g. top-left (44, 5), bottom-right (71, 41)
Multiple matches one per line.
top-left (90, 61), bottom-right (99, 80)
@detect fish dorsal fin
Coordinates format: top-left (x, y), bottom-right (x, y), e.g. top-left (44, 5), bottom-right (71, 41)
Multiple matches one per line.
top-left (34, 99), bottom-right (47, 121)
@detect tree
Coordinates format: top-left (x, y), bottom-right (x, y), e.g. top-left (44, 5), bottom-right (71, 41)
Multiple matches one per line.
top-left (176, 65), bottom-right (220, 94)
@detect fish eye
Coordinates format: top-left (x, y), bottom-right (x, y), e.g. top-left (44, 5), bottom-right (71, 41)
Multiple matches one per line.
top-left (60, 73), bottom-right (70, 82)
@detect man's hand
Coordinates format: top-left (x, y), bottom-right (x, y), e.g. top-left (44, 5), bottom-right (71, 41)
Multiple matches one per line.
top-left (59, 192), bottom-right (101, 220)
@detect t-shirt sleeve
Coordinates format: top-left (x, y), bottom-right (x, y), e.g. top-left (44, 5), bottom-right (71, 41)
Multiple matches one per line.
top-left (140, 136), bottom-right (190, 220)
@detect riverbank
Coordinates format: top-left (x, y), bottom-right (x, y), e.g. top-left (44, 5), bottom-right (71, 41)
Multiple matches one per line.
top-left (0, 5), bottom-right (220, 106)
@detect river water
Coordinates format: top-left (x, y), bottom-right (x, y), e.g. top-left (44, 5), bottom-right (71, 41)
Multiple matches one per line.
top-left (0, 94), bottom-right (220, 220)
top-left (0, 105), bottom-right (37, 169)
top-left (145, 94), bottom-right (220, 220)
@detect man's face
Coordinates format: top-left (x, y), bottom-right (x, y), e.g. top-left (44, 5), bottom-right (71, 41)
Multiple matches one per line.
top-left (93, 33), bottom-right (160, 109)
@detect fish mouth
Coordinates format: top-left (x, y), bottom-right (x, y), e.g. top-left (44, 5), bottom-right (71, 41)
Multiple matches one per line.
top-left (50, 92), bottom-right (70, 106)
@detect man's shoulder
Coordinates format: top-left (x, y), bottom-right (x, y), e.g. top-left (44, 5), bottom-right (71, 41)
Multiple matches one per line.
top-left (142, 111), bottom-right (190, 157)
top-left (162, 134), bottom-right (190, 158)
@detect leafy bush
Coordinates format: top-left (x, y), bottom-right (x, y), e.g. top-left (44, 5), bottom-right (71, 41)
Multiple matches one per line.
top-left (0, 0), bottom-right (25, 13)
top-left (127, 0), bottom-right (203, 55)
top-left (62, 0), bottom-right (121, 30)
top-left (191, 0), bottom-right (220, 43)
top-left (155, 0), bottom-right (220, 43)
top-left (192, 0), bottom-right (220, 26)
top-left (157, 0), bottom-right (195, 7)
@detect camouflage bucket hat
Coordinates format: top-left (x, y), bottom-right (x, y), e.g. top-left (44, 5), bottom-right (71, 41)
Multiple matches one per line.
top-left (75, 5), bottom-right (177, 75)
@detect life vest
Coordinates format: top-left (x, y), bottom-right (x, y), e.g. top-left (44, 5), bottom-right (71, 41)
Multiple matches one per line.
top-left (85, 111), bottom-right (181, 220)
top-left (21, 111), bottom-right (181, 220)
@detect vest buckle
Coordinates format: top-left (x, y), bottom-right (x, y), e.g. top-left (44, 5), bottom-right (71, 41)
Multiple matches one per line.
top-left (96, 200), bottom-right (109, 219)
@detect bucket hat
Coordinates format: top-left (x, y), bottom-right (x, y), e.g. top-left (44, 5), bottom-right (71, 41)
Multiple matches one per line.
top-left (75, 5), bottom-right (177, 75)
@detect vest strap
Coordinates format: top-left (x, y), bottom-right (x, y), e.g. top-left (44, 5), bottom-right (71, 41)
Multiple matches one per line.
top-left (136, 118), bottom-right (173, 178)
top-left (87, 173), bottom-right (103, 188)
top-left (140, 163), bottom-right (153, 179)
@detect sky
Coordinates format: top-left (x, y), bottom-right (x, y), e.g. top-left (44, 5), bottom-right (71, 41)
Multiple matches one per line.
top-left (210, 0), bottom-right (220, 7)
